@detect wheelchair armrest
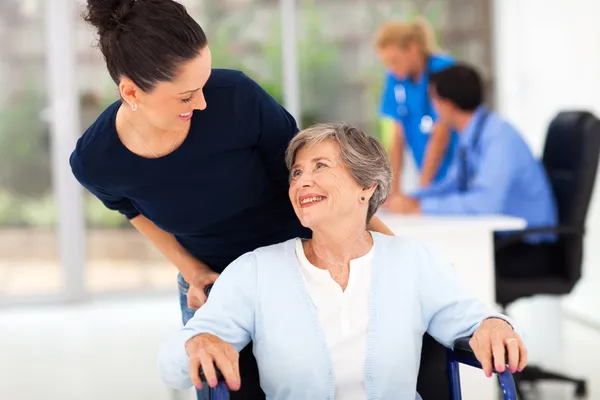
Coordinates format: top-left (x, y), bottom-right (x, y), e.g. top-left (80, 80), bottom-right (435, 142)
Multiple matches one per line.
top-left (451, 336), bottom-right (476, 361)
top-left (198, 284), bottom-right (224, 383)
top-left (448, 336), bottom-right (518, 399)
top-left (495, 225), bottom-right (584, 249)
top-left (199, 366), bottom-right (224, 382)
top-left (449, 336), bottom-right (510, 373)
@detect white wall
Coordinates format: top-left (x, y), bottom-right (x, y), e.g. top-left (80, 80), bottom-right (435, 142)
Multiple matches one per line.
top-left (493, 0), bottom-right (600, 325)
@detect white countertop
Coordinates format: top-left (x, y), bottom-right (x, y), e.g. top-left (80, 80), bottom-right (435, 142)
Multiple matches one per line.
top-left (376, 211), bottom-right (527, 234)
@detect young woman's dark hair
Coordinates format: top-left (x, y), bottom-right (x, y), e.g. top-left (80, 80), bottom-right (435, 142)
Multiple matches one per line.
top-left (84, 0), bottom-right (208, 92)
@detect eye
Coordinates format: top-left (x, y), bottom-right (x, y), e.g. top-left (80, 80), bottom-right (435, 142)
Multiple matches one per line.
top-left (290, 169), bottom-right (302, 179)
top-left (181, 95), bottom-right (194, 104)
top-left (315, 162), bottom-right (327, 169)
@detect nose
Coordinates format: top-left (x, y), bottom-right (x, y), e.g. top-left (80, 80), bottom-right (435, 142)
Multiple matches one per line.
top-left (296, 171), bottom-right (314, 188)
top-left (194, 91), bottom-right (207, 111)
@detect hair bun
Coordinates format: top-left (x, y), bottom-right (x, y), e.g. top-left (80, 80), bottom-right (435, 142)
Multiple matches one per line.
top-left (84, 0), bottom-right (136, 35)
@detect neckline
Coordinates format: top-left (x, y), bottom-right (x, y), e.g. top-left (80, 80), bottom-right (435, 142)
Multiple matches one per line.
top-left (295, 238), bottom-right (374, 273)
top-left (111, 101), bottom-right (196, 161)
top-left (459, 106), bottom-right (488, 147)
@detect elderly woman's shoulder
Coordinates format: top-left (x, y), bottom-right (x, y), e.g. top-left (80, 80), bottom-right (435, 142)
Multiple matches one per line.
top-left (372, 232), bottom-right (445, 262)
top-left (229, 238), bottom-right (297, 266)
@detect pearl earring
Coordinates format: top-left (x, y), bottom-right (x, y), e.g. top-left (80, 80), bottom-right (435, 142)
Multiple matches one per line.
top-left (131, 103), bottom-right (137, 111)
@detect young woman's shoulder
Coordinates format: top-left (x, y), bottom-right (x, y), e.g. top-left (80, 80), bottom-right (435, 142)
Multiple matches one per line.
top-left (429, 53), bottom-right (455, 73)
top-left (70, 100), bottom-right (121, 181)
top-left (205, 68), bottom-right (262, 93)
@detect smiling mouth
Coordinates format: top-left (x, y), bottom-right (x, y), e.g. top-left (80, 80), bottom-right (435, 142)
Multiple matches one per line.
top-left (300, 196), bottom-right (326, 205)
top-left (179, 112), bottom-right (192, 117)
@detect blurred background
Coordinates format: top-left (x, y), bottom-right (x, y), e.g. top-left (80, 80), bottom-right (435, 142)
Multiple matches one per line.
top-left (1, 0), bottom-right (599, 399)
top-left (0, 0), bottom-right (494, 299)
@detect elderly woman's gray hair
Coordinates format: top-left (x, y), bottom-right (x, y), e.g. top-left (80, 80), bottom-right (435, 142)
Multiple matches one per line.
top-left (285, 122), bottom-right (392, 222)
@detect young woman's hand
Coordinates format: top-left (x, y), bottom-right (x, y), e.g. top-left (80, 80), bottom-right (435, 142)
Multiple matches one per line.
top-left (187, 268), bottom-right (220, 309)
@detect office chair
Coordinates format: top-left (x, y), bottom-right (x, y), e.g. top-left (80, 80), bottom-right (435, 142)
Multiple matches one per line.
top-left (495, 111), bottom-right (600, 399)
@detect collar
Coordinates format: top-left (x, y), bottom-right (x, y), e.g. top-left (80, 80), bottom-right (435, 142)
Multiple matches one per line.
top-left (459, 106), bottom-right (488, 147)
top-left (414, 55), bottom-right (434, 85)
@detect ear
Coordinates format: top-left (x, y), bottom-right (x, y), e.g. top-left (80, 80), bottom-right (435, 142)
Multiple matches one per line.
top-left (361, 184), bottom-right (378, 202)
top-left (119, 77), bottom-right (143, 110)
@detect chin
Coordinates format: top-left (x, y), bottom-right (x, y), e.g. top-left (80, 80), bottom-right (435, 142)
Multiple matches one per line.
top-left (297, 214), bottom-right (322, 231)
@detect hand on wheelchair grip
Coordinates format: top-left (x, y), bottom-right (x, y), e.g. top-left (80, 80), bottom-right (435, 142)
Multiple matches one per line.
top-left (470, 318), bottom-right (528, 378)
top-left (186, 333), bottom-right (241, 392)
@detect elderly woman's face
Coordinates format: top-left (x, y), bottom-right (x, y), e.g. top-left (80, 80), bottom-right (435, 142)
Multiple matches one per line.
top-left (289, 140), bottom-right (366, 230)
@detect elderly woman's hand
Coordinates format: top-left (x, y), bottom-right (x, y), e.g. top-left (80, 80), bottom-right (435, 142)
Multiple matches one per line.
top-left (470, 318), bottom-right (528, 378)
top-left (185, 333), bottom-right (241, 391)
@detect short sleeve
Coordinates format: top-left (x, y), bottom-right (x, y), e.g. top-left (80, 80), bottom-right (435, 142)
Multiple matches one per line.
top-left (429, 54), bottom-right (456, 74)
top-left (69, 149), bottom-right (140, 220)
top-left (379, 73), bottom-right (400, 121)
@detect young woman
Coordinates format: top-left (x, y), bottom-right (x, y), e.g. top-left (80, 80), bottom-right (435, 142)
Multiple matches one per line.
top-left (71, 1), bottom-right (393, 399)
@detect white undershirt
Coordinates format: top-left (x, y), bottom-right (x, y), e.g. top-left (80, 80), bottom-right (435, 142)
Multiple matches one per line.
top-left (295, 239), bottom-right (372, 400)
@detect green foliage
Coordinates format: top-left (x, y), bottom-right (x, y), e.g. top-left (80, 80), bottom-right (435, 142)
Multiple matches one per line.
top-left (0, 83), bottom-right (50, 198)
top-left (85, 195), bottom-right (129, 228)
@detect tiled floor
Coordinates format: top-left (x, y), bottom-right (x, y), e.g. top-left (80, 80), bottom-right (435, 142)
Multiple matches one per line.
top-left (0, 295), bottom-right (597, 400)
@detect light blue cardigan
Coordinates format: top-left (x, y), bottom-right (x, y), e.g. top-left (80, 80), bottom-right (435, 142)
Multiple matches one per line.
top-left (158, 232), bottom-right (508, 399)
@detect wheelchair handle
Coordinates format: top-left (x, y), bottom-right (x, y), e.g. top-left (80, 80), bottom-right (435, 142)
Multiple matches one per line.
top-left (198, 283), bottom-right (226, 385)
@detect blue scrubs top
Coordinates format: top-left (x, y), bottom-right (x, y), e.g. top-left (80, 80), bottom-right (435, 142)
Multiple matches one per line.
top-left (379, 54), bottom-right (458, 183)
top-left (412, 107), bottom-right (558, 244)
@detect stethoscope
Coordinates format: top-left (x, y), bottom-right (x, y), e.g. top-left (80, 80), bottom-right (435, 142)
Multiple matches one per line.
top-left (458, 109), bottom-right (490, 192)
top-left (397, 55), bottom-right (434, 134)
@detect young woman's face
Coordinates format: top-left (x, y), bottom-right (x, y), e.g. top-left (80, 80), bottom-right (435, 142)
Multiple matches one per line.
top-left (120, 46), bottom-right (213, 131)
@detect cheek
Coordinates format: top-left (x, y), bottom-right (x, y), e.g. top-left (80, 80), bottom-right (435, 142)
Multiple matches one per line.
top-left (325, 171), bottom-right (359, 203)
top-left (288, 182), bottom-right (297, 203)
top-left (144, 95), bottom-right (178, 118)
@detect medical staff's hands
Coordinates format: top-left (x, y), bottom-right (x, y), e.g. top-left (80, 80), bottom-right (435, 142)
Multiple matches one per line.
top-left (188, 267), bottom-right (220, 309)
top-left (186, 334), bottom-right (241, 391)
top-left (383, 193), bottom-right (422, 214)
top-left (470, 318), bottom-right (528, 378)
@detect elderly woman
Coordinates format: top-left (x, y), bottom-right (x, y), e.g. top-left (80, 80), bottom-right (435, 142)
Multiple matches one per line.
top-left (158, 123), bottom-right (527, 399)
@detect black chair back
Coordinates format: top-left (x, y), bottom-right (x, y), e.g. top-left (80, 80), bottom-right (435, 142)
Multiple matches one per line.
top-left (542, 111), bottom-right (600, 283)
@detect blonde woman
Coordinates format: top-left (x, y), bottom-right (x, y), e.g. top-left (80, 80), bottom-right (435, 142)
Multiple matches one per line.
top-left (375, 18), bottom-right (458, 206)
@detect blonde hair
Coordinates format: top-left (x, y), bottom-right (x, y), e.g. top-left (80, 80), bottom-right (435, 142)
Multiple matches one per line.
top-left (374, 17), bottom-right (439, 54)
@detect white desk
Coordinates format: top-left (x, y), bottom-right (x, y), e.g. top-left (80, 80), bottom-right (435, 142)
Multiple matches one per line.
top-left (376, 212), bottom-right (527, 399)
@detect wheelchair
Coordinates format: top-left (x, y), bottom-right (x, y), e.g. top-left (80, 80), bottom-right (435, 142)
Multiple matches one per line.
top-left (198, 286), bottom-right (518, 400)
top-left (198, 336), bottom-right (518, 400)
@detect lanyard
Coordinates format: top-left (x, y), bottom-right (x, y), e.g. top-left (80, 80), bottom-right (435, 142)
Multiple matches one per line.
top-left (458, 109), bottom-right (490, 192)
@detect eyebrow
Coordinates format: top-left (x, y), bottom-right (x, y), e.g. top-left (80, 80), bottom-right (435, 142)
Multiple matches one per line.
top-left (178, 88), bottom-right (200, 95)
top-left (291, 157), bottom-right (332, 170)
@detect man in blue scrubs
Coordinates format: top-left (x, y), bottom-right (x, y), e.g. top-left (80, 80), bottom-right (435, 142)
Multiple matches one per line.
top-left (393, 64), bottom-right (558, 250)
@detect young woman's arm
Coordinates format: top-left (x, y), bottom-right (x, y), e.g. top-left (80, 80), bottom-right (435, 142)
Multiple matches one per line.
top-left (130, 215), bottom-right (218, 307)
